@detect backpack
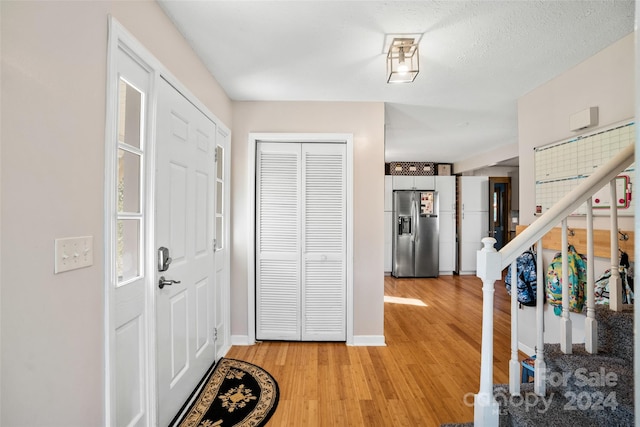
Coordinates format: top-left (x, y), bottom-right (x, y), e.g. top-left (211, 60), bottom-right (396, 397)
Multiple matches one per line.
top-left (594, 266), bottom-right (635, 305)
top-left (546, 245), bottom-right (587, 315)
top-left (505, 249), bottom-right (538, 306)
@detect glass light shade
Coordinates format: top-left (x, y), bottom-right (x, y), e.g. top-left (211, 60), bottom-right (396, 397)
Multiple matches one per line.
top-left (387, 39), bottom-right (419, 83)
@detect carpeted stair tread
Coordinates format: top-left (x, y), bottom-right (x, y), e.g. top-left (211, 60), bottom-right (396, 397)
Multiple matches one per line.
top-left (494, 383), bottom-right (612, 427)
top-left (498, 307), bottom-right (634, 426)
top-left (449, 308), bottom-right (634, 426)
top-left (596, 304), bottom-right (634, 363)
top-left (544, 383), bottom-right (634, 426)
top-left (544, 344), bottom-right (632, 391)
top-left (541, 342), bottom-right (634, 425)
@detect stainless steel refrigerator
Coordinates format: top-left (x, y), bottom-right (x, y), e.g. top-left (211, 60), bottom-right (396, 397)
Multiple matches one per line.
top-left (392, 190), bottom-right (439, 278)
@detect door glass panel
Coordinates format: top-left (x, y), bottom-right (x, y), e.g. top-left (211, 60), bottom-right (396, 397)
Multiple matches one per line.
top-left (216, 217), bottom-right (223, 250)
top-left (216, 181), bottom-right (223, 215)
top-left (216, 146), bottom-right (223, 179)
top-left (215, 144), bottom-right (224, 250)
top-left (118, 79), bottom-right (143, 149)
top-left (115, 77), bottom-right (144, 286)
top-left (117, 219), bottom-right (141, 284)
top-left (118, 149), bottom-right (141, 213)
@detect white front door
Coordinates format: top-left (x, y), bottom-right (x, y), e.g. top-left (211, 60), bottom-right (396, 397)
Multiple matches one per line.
top-left (155, 78), bottom-right (217, 426)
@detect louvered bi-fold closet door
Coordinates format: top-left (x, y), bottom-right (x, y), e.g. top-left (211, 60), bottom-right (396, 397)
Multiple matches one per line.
top-left (256, 142), bottom-right (302, 340)
top-left (302, 143), bottom-right (346, 341)
top-left (256, 142), bottom-right (346, 341)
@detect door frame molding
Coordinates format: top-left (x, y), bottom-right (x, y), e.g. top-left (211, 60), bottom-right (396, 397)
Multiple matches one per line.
top-left (247, 133), bottom-right (354, 345)
top-left (104, 17), bottom-right (231, 427)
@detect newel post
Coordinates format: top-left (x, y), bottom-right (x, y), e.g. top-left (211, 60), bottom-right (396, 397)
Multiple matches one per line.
top-left (474, 237), bottom-right (501, 427)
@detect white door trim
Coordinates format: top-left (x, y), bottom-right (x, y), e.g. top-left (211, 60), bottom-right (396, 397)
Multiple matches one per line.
top-left (104, 16), bottom-right (231, 427)
top-left (247, 133), bottom-right (354, 345)
top-left (216, 127), bottom-right (233, 359)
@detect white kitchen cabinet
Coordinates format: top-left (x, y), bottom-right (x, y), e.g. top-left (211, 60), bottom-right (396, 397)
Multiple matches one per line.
top-left (434, 176), bottom-right (456, 275)
top-left (414, 175), bottom-right (436, 189)
top-left (392, 175), bottom-right (435, 190)
top-left (392, 175), bottom-right (414, 190)
top-left (459, 211), bottom-right (489, 274)
top-left (438, 211), bottom-right (456, 274)
top-left (435, 176), bottom-right (456, 212)
top-left (460, 176), bottom-right (489, 212)
top-left (457, 176), bottom-right (489, 275)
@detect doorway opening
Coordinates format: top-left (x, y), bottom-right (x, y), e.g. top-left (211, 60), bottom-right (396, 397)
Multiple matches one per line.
top-left (488, 177), bottom-right (512, 251)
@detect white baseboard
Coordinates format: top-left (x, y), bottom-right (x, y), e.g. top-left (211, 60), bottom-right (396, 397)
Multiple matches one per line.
top-left (231, 335), bottom-right (252, 346)
top-left (231, 334), bottom-right (386, 346)
top-left (350, 335), bottom-right (386, 346)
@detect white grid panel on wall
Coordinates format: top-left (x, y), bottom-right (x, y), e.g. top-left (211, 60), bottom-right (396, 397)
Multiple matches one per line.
top-left (534, 122), bottom-right (635, 216)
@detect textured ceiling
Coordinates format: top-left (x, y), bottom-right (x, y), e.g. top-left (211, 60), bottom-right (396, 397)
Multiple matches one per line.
top-left (158, 0), bottom-right (635, 165)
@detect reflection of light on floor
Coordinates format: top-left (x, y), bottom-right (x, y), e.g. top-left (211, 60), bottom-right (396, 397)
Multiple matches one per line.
top-left (383, 295), bottom-right (428, 307)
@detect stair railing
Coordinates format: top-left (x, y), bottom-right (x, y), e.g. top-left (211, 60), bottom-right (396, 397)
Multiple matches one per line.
top-left (474, 143), bottom-right (634, 426)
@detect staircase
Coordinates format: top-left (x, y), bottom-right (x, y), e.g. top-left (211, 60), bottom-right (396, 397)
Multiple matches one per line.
top-left (470, 142), bottom-right (636, 427)
top-left (495, 305), bottom-right (634, 426)
top-left (441, 305), bottom-right (634, 427)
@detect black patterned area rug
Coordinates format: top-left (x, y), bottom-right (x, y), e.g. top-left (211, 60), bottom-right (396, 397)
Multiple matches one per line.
top-left (172, 358), bottom-right (279, 427)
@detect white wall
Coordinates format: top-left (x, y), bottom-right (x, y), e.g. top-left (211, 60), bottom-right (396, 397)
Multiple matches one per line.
top-left (455, 142), bottom-right (519, 174)
top-left (231, 101), bottom-right (385, 340)
top-left (1, 1), bottom-right (231, 425)
top-left (518, 32), bottom-right (635, 228)
top-left (516, 32), bottom-right (635, 352)
top-left (467, 166), bottom-right (518, 177)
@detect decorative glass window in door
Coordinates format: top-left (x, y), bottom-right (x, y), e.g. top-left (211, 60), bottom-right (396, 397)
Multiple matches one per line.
top-left (116, 78), bottom-right (145, 284)
top-left (215, 145), bottom-right (224, 251)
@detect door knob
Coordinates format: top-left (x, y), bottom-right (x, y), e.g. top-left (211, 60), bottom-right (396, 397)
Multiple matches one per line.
top-left (159, 276), bottom-right (181, 289)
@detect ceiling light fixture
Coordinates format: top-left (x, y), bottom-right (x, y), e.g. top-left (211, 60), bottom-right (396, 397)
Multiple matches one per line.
top-left (387, 37), bottom-right (419, 83)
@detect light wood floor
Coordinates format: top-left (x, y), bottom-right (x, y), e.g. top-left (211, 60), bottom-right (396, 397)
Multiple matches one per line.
top-left (226, 274), bottom-right (517, 426)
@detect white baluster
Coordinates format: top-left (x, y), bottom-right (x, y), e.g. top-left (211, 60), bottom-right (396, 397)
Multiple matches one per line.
top-left (509, 260), bottom-right (520, 395)
top-left (534, 239), bottom-right (546, 396)
top-left (474, 237), bottom-right (501, 427)
top-left (585, 197), bottom-right (598, 353)
top-left (609, 179), bottom-right (622, 311)
top-left (561, 219), bottom-right (572, 354)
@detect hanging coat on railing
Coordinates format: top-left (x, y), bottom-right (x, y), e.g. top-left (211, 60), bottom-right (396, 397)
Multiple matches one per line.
top-left (546, 245), bottom-right (587, 315)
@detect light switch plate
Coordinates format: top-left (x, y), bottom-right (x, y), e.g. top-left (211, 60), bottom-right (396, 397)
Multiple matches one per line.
top-left (55, 236), bottom-right (93, 274)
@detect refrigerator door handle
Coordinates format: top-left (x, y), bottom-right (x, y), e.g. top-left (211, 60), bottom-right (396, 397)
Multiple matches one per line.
top-left (412, 192), bottom-right (418, 243)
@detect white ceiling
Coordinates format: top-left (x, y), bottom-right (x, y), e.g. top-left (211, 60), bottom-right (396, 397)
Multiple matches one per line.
top-left (158, 0), bottom-right (635, 165)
